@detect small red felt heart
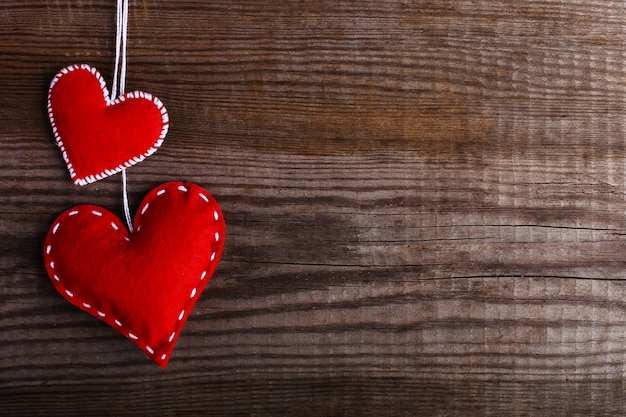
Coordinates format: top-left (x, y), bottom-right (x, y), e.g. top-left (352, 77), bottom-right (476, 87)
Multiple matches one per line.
top-left (43, 182), bottom-right (225, 367)
top-left (47, 64), bottom-right (169, 186)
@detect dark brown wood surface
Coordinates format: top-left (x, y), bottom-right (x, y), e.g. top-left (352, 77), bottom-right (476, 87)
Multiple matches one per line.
top-left (3, 0), bottom-right (626, 415)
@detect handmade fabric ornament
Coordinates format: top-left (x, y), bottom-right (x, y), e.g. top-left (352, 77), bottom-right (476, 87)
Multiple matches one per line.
top-left (43, 0), bottom-right (225, 367)
top-left (48, 64), bottom-right (169, 186)
top-left (44, 182), bottom-right (225, 367)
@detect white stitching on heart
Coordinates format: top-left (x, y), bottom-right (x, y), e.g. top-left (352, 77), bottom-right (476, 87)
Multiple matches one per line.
top-left (45, 184), bottom-right (223, 366)
top-left (47, 64), bottom-right (170, 186)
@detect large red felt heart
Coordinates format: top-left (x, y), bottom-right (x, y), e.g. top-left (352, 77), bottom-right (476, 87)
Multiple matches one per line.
top-left (43, 182), bottom-right (225, 367)
top-left (47, 64), bottom-right (169, 186)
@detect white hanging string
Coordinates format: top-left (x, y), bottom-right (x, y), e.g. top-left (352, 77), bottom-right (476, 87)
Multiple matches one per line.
top-left (111, 0), bottom-right (128, 101)
top-left (111, 0), bottom-right (133, 232)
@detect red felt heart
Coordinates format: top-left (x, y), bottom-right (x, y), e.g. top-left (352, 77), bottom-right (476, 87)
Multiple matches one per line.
top-left (43, 182), bottom-right (225, 367)
top-left (47, 64), bottom-right (169, 186)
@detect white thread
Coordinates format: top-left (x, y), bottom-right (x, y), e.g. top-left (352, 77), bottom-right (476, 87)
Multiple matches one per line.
top-left (141, 203), bottom-right (150, 215)
top-left (65, 289), bottom-right (74, 298)
top-left (128, 332), bottom-right (138, 340)
top-left (92, 210), bottom-right (103, 217)
top-left (97, 311), bottom-right (106, 318)
top-left (115, 319), bottom-right (123, 327)
top-left (122, 168), bottom-right (133, 232)
top-left (50, 261), bottom-right (55, 269)
top-left (190, 288), bottom-right (197, 298)
top-left (112, 0), bottom-right (134, 233)
top-left (213, 210), bottom-right (219, 221)
top-left (178, 185), bottom-right (188, 192)
top-left (69, 210), bottom-right (79, 216)
top-left (46, 245), bottom-right (52, 254)
top-left (210, 252), bottom-right (216, 262)
top-left (201, 271), bottom-right (207, 280)
top-left (199, 193), bottom-right (209, 203)
top-left (83, 302), bottom-right (92, 309)
top-left (111, 0), bottom-right (128, 100)
top-left (146, 346), bottom-right (154, 354)
top-left (160, 353), bottom-right (167, 360)
top-left (178, 310), bottom-right (185, 321)
top-left (168, 332), bottom-right (175, 343)
top-left (52, 223), bottom-right (60, 234)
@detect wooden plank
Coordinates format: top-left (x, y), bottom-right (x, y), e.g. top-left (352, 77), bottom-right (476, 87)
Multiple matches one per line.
top-left (2, 0), bottom-right (626, 414)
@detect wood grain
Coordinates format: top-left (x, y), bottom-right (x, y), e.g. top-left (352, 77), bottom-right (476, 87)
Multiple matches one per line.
top-left (3, 0), bottom-right (626, 415)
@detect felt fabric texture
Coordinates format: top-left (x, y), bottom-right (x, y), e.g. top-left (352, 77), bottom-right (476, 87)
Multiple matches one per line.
top-left (43, 182), bottom-right (225, 367)
top-left (47, 64), bottom-right (169, 186)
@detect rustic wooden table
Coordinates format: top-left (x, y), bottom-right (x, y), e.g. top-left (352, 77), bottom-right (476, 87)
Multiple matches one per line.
top-left (3, 0), bottom-right (626, 415)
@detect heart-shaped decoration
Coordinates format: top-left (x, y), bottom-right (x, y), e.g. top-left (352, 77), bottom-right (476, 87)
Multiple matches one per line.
top-left (47, 64), bottom-right (169, 186)
top-left (43, 182), bottom-right (225, 367)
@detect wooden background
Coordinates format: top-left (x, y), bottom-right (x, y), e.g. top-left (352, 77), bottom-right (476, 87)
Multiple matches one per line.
top-left (2, 0), bottom-right (626, 415)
